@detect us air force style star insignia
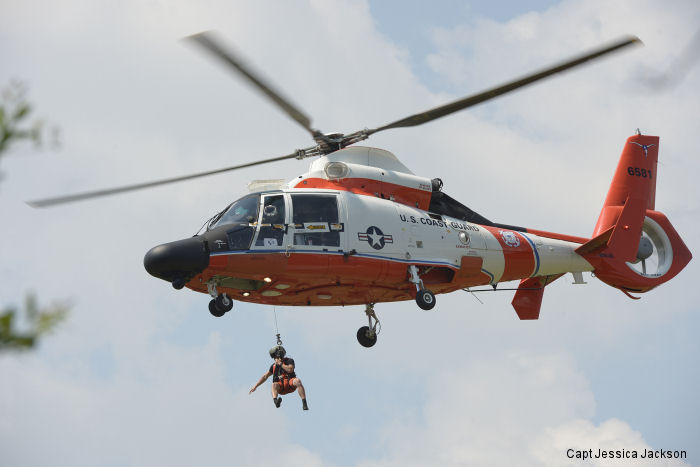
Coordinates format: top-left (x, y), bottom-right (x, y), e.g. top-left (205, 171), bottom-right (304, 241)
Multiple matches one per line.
top-left (358, 226), bottom-right (394, 250)
top-left (500, 230), bottom-right (520, 248)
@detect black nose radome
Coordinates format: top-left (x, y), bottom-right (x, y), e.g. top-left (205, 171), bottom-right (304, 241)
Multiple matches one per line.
top-left (144, 237), bottom-right (209, 283)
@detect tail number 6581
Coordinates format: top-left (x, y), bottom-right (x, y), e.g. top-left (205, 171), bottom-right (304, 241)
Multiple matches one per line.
top-left (627, 167), bottom-right (652, 178)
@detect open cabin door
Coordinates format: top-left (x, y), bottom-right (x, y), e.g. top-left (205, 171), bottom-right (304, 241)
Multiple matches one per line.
top-left (252, 194), bottom-right (287, 250)
top-left (289, 193), bottom-right (345, 252)
top-left (285, 193), bottom-right (346, 276)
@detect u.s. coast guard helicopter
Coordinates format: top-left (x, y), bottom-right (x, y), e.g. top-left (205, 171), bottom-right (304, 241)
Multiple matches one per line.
top-left (31, 32), bottom-right (691, 347)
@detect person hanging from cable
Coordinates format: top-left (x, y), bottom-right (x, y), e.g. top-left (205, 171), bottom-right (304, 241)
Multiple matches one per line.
top-left (249, 344), bottom-right (309, 410)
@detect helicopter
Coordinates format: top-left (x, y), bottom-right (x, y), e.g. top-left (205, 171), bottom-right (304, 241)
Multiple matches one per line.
top-left (30, 32), bottom-right (691, 347)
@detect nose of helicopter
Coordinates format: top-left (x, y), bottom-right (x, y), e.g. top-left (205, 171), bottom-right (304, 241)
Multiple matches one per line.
top-left (144, 236), bottom-right (210, 287)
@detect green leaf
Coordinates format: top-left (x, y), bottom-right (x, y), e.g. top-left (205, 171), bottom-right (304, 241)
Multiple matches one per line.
top-left (0, 310), bottom-right (16, 333)
top-left (0, 295), bottom-right (69, 352)
top-left (12, 103), bottom-right (31, 121)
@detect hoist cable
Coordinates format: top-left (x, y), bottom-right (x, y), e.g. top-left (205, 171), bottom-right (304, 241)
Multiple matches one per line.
top-left (273, 306), bottom-right (282, 346)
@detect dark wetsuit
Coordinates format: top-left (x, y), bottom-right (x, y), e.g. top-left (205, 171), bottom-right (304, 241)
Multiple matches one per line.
top-left (269, 357), bottom-right (296, 382)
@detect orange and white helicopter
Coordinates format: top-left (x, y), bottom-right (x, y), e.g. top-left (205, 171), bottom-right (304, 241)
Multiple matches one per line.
top-left (31, 32), bottom-right (691, 347)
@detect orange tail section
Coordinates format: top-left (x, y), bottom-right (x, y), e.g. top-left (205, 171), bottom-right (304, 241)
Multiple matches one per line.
top-left (576, 134), bottom-right (691, 293)
top-left (593, 134), bottom-right (658, 236)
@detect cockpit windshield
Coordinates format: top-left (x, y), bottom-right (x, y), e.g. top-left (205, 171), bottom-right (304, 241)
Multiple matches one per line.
top-left (210, 194), bottom-right (259, 229)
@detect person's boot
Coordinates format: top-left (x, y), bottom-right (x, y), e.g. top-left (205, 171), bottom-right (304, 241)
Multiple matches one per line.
top-left (302, 399), bottom-right (309, 410)
top-left (274, 397), bottom-right (282, 408)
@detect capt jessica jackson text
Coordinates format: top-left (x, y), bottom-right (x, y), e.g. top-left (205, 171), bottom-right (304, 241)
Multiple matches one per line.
top-left (567, 448), bottom-right (687, 460)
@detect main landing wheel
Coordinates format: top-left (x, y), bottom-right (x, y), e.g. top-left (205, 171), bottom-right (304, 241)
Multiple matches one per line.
top-left (356, 326), bottom-right (377, 348)
top-left (357, 303), bottom-right (380, 347)
top-left (215, 293), bottom-right (234, 312)
top-left (416, 289), bottom-right (436, 310)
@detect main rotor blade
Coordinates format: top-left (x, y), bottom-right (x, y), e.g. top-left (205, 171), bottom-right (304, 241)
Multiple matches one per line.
top-left (27, 151), bottom-right (301, 208)
top-left (186, 31), bottom-right (318, 137)
top-left (368, 36), bottom-right (641, 134)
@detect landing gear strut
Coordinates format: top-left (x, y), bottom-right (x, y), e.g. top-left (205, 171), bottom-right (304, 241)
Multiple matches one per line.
top-left (357, 303), bottom-right (380, 347)
top-left (408, 265), bottom-right (436, 310)
top-left (206, 280), bottom-right (233, 317)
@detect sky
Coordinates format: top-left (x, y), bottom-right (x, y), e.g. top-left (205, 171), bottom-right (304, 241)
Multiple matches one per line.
top-left (1, 0), bottom-right (699, 465)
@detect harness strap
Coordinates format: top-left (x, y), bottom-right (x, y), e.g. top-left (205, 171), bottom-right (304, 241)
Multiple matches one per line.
top-left (273, 363), bottom-right (291, 384)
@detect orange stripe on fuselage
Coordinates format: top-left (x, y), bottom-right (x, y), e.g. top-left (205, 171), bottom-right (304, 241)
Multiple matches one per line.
top-left (483, 227), bottom-right (536, 282)
top-left (294, 177), bottom-right (432, 210)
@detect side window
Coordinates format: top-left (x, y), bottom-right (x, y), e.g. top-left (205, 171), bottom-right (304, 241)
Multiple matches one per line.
top-left (292, 194), bottom-right (340, 247)
top-left (255, 195), bottom-right (286, 247)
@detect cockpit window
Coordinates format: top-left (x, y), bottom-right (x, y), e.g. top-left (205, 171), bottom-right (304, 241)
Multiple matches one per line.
top-left (211, 194), bottom-right (259, 229)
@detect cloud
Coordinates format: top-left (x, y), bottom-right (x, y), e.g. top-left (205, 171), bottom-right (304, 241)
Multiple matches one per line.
top-left (357, 351), bottom-right (688, 467)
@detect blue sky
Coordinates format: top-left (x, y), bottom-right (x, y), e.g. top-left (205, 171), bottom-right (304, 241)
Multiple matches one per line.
top-left (1, 1), bottom-right (699, 466)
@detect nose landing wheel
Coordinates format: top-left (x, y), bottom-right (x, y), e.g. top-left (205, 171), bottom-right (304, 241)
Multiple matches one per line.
top-left (357, 303), bottom-right (380, 347)
top-left (206, 280), bottom-right (234, 317)
top-left (208, 293), bottom-right (233, 317)
top-left (209, 299), bottom-right (225, 317)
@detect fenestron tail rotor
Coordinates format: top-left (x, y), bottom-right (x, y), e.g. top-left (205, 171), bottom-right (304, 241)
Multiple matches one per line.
top-left (28, 33), bottom-right (641, 207)
top-left (628, 219), bottom-right (671, 277)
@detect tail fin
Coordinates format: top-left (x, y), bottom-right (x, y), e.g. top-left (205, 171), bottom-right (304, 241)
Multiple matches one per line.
top-left (593, 134), bottom-right (658, 236)
top-left (576, 134), bottom-right (691, 293)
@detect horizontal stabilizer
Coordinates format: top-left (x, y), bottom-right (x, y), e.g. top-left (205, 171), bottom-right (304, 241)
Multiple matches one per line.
top-left (575, 227), bottom-right (613, 256)
top-left (512, 275), bottom-right (563, 320)
top-left (606, 196), bottom-right (646, 262)
top-left (576, 195), bottom-right (646, 262)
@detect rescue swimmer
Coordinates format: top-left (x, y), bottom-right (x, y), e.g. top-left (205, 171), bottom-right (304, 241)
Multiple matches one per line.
top-left (249, 345), bottom-right (309, 410)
